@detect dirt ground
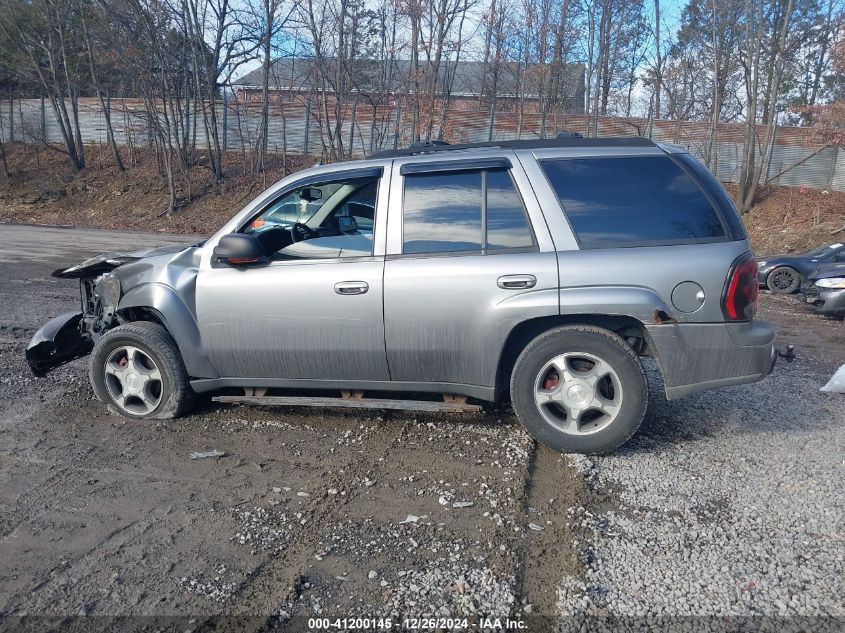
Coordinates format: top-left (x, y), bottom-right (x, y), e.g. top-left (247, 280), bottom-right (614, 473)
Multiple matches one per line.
top-left (0, 225), bottom-right (593, 631)
top-left (1, 143), bottom-right (844, 256)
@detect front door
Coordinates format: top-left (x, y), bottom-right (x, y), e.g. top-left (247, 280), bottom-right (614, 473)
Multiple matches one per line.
top-left (195, 170), bottom-right (390, 381)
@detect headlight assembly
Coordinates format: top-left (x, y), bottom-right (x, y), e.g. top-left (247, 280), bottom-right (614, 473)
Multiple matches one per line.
top-left (815, 277), bottom-right (845, 289)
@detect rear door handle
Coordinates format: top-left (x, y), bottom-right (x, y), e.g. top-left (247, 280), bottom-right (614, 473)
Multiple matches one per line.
top-left (497, 274), bottom-right (537, 289)
top-left (334, 281), bottom-right (369, 295)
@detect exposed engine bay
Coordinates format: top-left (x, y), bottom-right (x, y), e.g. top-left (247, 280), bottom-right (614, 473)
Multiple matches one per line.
top-left (26, 244), bottom-right (198, 375)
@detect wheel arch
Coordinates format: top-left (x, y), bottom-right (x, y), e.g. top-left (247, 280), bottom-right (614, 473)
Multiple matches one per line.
top-left (117, 282), bottom-right (219, 379)
top-left (495, 313), bottom-right (657, 401)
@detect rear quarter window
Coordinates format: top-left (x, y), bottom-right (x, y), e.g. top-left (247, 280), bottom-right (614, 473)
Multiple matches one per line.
top-left (541, 155), bottom-right (729, 249)
top-left (674, 152), bottom-right (747, 240)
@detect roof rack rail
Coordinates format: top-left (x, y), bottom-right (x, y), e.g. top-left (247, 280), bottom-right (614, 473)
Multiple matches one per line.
top-left (368, 135), bottom-right (655, 159)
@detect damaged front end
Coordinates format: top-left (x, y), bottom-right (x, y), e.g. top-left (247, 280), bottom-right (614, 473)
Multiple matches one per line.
top-left (26, 247), bottom-right (172, 376)
top-left (26, 266), bottom-right (126, 376)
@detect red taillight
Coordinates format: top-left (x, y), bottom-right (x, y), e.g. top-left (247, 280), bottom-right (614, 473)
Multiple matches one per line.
top-left (723, 254), bottom-right (759, 321)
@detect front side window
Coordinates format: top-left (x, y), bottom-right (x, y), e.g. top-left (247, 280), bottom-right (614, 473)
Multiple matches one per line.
top-left (541, 156), bottom-right (727, 249)
top-left (402, 169), bottom-right (534, 255)
top-left (242, 176), bottom-right (378, 260)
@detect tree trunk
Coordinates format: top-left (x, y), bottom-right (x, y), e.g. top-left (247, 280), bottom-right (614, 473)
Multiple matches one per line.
top-left (654, 0), bottom-right (661, 119)
top-left (80, 5), bottom-right (124, 171)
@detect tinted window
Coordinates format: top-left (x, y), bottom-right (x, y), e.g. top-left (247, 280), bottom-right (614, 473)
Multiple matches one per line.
top-left (675, 152), bottom-right (746, 240)
top-left (486, 171), bottom-right (535, 250)
top-left (403, 172), bottom-right (483, 254)
top-left (541, 156), bottom-right (726, 248)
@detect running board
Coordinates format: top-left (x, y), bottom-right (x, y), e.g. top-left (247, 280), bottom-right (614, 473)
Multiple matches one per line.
top-left (212, 395), bottom-right (483, 413)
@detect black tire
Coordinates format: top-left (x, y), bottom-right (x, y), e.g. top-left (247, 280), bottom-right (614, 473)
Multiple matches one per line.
top-left (510, 325), bottom-right (648, 454)
top-left (89, 321), bottom-right (194, 419)
top-left (767, 266), bottom-right (801, 294)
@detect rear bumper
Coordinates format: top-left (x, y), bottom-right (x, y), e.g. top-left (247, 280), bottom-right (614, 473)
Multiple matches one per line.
top-left (798, 287), bottom-right (845, 317)
top-left (646, 320), bottom-right (776, 400)
top-left (26, 312), bottom-right (92, 376)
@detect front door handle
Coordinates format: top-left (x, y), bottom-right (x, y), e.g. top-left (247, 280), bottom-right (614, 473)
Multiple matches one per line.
top-left (334, 281), bottom-right (369, 295)
top-left (497, 274), bottom-right (537, 290)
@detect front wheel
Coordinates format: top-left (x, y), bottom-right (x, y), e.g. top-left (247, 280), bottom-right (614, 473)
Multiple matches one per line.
top-left (90, 321), bottom-right (194, 419)
top-left (767, 266), bottom-right (801, 294)
top-left (510, 325), bottom-right (648, 454)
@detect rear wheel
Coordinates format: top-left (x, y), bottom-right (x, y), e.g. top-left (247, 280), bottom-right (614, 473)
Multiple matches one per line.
top-left (767, 266), bottom-right (801, 294)
top-left (90, 322), bottom-right (194, 419)
top-left (510, 325), bottom-right (647, 454)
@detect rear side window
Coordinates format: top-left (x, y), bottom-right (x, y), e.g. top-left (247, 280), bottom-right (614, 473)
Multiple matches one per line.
top-left (486, 171), bottom-right (535, 250)
top-left (403, 171), bottom-right (483, 254)
top-left (541, 156), bottom-right (727, 249)
top-left (402, 169), bottom-right (535, 255)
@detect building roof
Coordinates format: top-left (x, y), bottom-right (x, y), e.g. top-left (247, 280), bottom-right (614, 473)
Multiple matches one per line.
top-left (234, 57), bottom-right (585, 101)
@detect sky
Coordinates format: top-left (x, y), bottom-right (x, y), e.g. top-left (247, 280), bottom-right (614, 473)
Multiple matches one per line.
top-left (230, 0), bottom-right (690, 91)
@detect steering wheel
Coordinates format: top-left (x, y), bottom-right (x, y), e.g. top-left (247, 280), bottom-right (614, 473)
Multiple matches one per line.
top-left (290, 222), bottom-right (320, 243)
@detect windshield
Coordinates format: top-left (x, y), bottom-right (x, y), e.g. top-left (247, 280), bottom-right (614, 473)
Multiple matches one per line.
top-left (804, 243), bottom-right (844, 258)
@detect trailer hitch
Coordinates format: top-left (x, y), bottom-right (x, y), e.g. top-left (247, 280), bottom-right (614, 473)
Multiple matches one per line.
top-left (778, 345), bottom-right (796, 363)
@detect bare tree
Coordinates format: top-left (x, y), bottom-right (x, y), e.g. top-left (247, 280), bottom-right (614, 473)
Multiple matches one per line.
top-left (247, 0), bottom-right (297, 175)
top-left (0, 0), bottom-right (86, 169)
top-left (736, 0), bottom-right (795, 212)
top-left (79, 0), bottom-right (124, 170)
top-left (183, 0), bottom-right (257, 182)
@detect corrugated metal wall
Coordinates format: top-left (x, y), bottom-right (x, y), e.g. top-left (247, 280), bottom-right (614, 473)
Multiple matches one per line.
top-left (1, 97), bottom-right (843, 191)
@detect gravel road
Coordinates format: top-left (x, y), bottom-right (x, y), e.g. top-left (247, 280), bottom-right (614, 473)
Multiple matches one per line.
top-left (0, 224), bottom-right (842, 631)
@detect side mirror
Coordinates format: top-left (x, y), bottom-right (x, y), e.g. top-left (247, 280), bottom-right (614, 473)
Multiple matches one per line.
top-left (213, 234), bottom-right (264, 266)
top-left (300, 187), bottom-right (323, 202)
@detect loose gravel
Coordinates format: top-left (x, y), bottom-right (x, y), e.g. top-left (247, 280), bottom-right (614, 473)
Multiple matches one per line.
top-left (557, 357), bottom-right (845, 629)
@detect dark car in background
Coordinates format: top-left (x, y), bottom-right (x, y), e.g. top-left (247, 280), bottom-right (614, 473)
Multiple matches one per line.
top-left (799, 264), bottom-right (845, 318)
top-left (757, 243), bottom-right (845, 294)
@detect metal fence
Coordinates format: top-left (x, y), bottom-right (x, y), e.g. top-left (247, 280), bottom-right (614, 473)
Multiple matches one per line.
top-left (2, 96), bottom-right (844, 191)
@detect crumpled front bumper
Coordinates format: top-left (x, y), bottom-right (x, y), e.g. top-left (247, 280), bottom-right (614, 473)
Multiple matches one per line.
top-left (26, 312), bottom-right (92, 376)
top-left (798, 287), bottom-right (845, 317)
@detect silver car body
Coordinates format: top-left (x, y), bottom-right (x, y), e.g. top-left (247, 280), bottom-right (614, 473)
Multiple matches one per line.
top-left (31, 142), bottom-right (776, 401)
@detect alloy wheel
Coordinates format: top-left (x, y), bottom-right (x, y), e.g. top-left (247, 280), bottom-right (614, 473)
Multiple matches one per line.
top-left (771, 269), bottom-right (797, 292)
top-left (533, 352), bottom-right (623, 435)
top-left (103, 345), bottom-right (163, 415)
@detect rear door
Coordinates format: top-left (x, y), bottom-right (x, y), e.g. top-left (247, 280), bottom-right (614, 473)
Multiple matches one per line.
top-left (382, 153), bottom-right (559, 393)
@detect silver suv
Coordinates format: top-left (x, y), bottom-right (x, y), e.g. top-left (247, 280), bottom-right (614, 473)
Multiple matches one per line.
top-left (27, 137), bottom-right (776, 454)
